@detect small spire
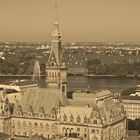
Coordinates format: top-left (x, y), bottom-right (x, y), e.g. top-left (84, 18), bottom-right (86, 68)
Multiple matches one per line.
top-left (53, 0), bottom-right (59, 32)
top-left (55, 0), bottom-right (58, 21)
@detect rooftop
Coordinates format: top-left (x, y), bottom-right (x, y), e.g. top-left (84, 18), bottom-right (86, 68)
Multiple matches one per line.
top-left (14, 87), bottom-right (61, 115)
top-left (0, 132), bottom-right (10, 140)
top-left (121, 85), bottom-right (140, 100)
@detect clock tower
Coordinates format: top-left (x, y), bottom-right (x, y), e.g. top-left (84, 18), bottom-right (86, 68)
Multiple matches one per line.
top-left (46, 2), bottom-right (67, 103)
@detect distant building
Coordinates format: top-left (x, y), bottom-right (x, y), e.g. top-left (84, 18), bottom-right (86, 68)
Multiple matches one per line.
top-left (121, 85), bottom-right (140, 120)
top-left (0, 3), bottom-right (127, 140)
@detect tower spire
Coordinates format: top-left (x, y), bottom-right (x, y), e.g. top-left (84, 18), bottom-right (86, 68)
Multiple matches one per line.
top-left (55, 0), bottom-right (58, 21)
top-left (47, 0), bottom-right (62, 66)
top-left (46, 1), bottom-right (67, 105)
top-left (54, 0), bottom-right (59, 32)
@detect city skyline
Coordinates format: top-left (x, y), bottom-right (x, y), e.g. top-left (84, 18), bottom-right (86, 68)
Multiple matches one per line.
top-left (0, 0), bottom-right (140, 42)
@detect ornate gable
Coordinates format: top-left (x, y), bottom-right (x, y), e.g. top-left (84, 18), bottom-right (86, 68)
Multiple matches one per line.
top-left (48, 51), bottom-right (58, 66)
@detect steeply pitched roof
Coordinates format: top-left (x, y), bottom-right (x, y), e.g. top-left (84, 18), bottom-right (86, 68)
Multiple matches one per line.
top-left (14, 87), bottom-right (61, 115)
top-left (0, 132), bottom-right (10, 140)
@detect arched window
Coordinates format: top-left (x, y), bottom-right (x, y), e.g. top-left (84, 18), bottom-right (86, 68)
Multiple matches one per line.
top-left (62, 127), bottom-right (66, 135)
top-left (62, 86), bottom-right (65, 92)
top-left (84, 115), bottom-right (88, 123)
top-left (40, 123), bottom-right (43, 131)
top-left (34, 122), bottom-right (38, 131)
top-left (51, 62), bottom-right (55, 66)
top-left (28, 122), bottom-right (32, 130)
top-left (45, 123), bottom-right (49, 131)
top-left (17, 121), bottom-right (21, 129)
top-left (23, 121), bottom-right (26, 129)
top-left (51, 124), bottom-right (57, 134)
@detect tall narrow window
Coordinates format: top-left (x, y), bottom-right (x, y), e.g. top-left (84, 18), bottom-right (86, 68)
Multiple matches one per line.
top-left (62, 85), bottom-right (65, 92)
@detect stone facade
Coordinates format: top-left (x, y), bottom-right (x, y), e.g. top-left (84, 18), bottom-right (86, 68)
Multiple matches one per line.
top-left (121, 85), bottom-right (140, 120)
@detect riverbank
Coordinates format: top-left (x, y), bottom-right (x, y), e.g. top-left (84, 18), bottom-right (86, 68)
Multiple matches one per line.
top-left (0, 74), bottom-right (140, 79)
top-left (0, 75), bottom-right (140, 93)
top-left (86, 74), bottom-right (140, 79)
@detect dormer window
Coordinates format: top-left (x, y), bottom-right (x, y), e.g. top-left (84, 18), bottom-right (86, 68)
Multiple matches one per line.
top-left (70, 114), bottom-right (74, 122)
top-left (51, 108), bottom-right (56, 119)
top-left (39, 113), bottom-right (44, 117)
top-left (28, 112), bottom-right (33, 116)
top-left (63, 114), bottom-right (67, 122)
top-left (84, 115), bottom-right (88, 124)
top-left (39, 106), bottom-right (45, 117)
top-left (51, 62), bottom-right (55, 66)
top-left (28, 106), bottom-right (33, 116)
top-left (77, 115), bottom-right (81, 123)
top-left (17, 111), bottom-right (22, 116)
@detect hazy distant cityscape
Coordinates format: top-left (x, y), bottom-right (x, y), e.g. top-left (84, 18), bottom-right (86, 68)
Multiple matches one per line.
top-left (0, 42), bottom-right (140, 76)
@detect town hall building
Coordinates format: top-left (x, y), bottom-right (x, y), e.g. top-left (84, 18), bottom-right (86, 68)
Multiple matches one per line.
top-left (0, 3), bottom-right (127, 140)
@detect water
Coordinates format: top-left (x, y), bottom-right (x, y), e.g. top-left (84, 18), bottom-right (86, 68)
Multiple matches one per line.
top-left (0, 75), bottom-right (140, 94)
top-left (67, 76), bottom-right (140, 93)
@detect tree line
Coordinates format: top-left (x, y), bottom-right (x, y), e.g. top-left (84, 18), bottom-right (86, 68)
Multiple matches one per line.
top-left (0, 48), bottom-right (46, 75)
top-left (86, 58), bottom-right (140, 76)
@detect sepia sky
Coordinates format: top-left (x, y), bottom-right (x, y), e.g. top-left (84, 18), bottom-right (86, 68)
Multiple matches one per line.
top-left (0, 0), bottom-right (140, 42)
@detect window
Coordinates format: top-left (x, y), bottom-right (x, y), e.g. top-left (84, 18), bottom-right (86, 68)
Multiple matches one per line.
top-left (92, 129), bottom-right (95, 133)
top-left (23, 132), bottom-right (27, 136)
top-left (96, 130), bottom-right (99, 133)
top-left (17, 121), bottom-right (21, 129)
top-left (77, 128), bottom-right (80, 132)
top-left (28, 122), bottom-right (32, 130)
top-left (62, 86), bottom-right (65, 92)
top-left (40, 123), bottom-right (43, 131)
top-left (51, 62), bottom-right (55, 66)
top-left (34, 122), bottom-right (38, 131)
top-left (46, 123), bottom-right (49, 131)
top-left (51, 124), bottom-right (57, 134)
top-left (23, 121), bottom-right (26, 129)
top-left (94, 120), bottom-right (97, 124)
top-left (84, 115), bottom-right (88, 123)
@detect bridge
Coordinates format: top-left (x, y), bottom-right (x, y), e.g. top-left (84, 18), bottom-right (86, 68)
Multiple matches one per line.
top-left (68, 68), bottom-right (88, 76)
